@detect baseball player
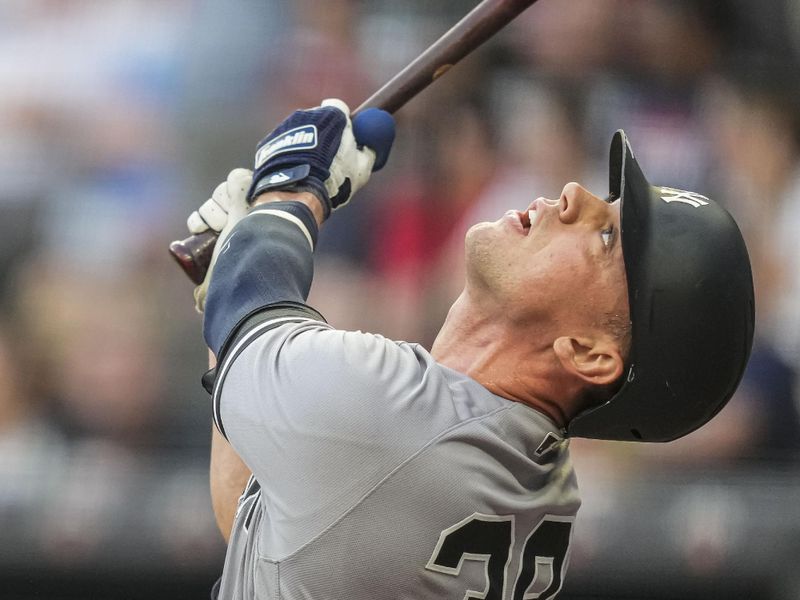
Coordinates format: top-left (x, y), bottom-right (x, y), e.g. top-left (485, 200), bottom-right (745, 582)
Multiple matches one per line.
top-left (186, 99), bottom-right (754, 600)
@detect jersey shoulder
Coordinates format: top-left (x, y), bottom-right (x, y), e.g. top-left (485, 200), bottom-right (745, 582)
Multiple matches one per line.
top-left (218, 316), bottom-right (514, 442)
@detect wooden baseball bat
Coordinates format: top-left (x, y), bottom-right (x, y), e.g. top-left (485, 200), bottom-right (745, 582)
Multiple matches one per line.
top-left (169, 0), bottom-right (540, 284)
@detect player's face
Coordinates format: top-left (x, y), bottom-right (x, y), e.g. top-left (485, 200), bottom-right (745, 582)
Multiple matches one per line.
top-left (464, 182), bottom-right (629, 332)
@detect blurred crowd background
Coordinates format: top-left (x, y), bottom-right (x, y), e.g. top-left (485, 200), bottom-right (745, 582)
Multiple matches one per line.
top-left (1, 0), bottom-right (799, 598)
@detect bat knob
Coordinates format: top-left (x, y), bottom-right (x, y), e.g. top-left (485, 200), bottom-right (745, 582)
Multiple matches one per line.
top-left (352, 108), bottom-right (396, 171)
top-left (168, 230), bottom-right (218, 285)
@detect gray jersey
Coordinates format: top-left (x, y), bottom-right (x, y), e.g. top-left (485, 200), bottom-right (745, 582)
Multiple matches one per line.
top-left (213, 317), bottom-right (580, 600)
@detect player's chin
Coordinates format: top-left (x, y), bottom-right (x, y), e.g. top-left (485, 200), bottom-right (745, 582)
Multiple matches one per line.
top-left (474, 216), bottom-right (523, 249)
top-left (465, 221), bottom-right (499, 256)
top-left (465, 225), bottom-right (510, 276)
top-left (467, 220), bottom-right (495, 233)
top-left (466, 219), bottom-right (505, 242)
top-left (465, 222), bottom-right (486, 246)
top-left (465, 221), bottom-right (487, 250)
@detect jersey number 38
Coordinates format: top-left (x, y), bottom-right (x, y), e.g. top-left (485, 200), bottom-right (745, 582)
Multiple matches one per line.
top-left (425, 513), bottom-right (574, 600)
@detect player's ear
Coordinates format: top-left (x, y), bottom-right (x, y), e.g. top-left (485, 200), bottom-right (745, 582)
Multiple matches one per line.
top-left (553, 336), bottom-right (624, 387)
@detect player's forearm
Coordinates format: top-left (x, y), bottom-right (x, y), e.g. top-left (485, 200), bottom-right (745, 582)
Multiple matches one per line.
top-left (210, 424), bottom-right (251, 542)
top-left (203, 191), bottom-right (321, 356)
top-left (208, 351), bottom-right (252, 542)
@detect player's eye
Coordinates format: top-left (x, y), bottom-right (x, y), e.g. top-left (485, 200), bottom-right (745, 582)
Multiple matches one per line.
top-left (601, 225), bottom-right (614, 247)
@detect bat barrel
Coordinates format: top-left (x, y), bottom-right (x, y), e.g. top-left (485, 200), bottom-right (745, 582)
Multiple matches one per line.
top-left (356, 0), bottom-right (538, 113)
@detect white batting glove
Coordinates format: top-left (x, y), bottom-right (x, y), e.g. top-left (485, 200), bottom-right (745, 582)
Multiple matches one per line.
top-left (319, 99), bottom-right (376, 209)
top-left (187, 168), bottom-right (253, 313)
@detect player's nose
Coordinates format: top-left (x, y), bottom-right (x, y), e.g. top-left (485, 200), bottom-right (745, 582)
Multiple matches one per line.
top-left (558, 182), bottom-right (606, 225)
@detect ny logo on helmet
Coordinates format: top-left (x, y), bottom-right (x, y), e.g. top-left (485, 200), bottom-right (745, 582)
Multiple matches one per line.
top-left (660, 187), bottom-right (709, 208)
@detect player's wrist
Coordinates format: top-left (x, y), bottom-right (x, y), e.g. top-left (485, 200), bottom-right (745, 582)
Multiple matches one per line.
top-left (249, 168), bottom-right (330, 212)
top-left (252, 188), bottom-right (326, 226)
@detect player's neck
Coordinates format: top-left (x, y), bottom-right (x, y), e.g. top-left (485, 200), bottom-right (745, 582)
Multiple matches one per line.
top-left (431, 291), bottom-right (582, 428)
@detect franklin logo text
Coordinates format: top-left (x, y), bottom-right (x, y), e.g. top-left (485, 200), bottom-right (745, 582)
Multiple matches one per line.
top-left (255, 125), bottom-right (318, 168)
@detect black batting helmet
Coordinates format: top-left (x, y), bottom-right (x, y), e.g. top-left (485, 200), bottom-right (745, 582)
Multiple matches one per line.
top-left (567, 130), bottom-right (755, 442)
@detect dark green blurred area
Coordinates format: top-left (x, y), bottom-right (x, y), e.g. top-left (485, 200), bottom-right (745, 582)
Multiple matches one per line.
top-left (1, 1), bottom-right (799, 598)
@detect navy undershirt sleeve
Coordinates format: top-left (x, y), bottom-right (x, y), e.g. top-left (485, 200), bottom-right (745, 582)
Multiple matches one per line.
top-left (203, 201), bottom-right (319, 356)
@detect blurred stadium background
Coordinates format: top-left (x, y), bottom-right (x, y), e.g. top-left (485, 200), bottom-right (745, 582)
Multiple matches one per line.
top-left (1, 0), bottom-right (799, 598)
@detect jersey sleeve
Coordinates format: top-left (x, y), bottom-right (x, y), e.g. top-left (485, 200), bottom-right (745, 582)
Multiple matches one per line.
top-left (216, 320), bottom-right (462, 471)
top-left (213, 319), bottom-right (491, 556)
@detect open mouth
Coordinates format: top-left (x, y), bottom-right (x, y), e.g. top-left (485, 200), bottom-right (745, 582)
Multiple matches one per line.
top-left (508, 198), bottom-right (549, 236)
top-left (517, 203), bottom-right (539, 235)
top-left (525, 208), bottom-right (538, 233)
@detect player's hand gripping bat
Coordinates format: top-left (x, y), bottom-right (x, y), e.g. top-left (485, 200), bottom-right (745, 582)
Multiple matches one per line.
top-left (169, 0), bottom-right (541, 284)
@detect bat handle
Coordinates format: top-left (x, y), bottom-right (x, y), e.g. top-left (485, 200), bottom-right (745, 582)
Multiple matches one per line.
top-left (168, 230), bottom-right (218, 285)
top-left (168, 103), bottom-right (371, 284)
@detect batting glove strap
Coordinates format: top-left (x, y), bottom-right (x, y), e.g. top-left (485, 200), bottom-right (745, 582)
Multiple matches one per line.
top-left (248, 172), bottom-right (331, 219)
